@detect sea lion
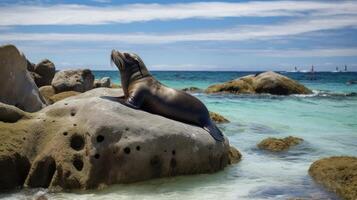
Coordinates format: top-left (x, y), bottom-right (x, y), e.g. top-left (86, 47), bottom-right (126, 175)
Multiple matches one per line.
top-left (111, 50), bottom-right (224, 142)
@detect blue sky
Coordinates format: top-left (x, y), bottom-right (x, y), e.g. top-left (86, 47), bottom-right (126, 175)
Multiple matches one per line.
top-left (1, 0), bottom-right (357, 71)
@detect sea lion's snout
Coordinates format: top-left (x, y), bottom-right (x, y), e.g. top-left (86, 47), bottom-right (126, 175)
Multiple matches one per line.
top-left (111, 49), bottom-right (125, 70)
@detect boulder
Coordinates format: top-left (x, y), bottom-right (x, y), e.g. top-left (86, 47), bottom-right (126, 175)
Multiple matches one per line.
top-left (94, 77), bottom-right (111, 88)
top-left (206, 71), bottom-right (312, 95)
top-left (209, 111), bottom-right (230, 124)
top-left (33, 59), bottom-right (56, 87)
top-left (0, 88), bottom-right (234, 191)
top-left (51, 69), bottom-right (94, 93)
top-left (309, 156), bottom-right (357, 200)
top-left (0, 44), bottom-right (45, 112)
top-left (257, 136), bottom-right (303, 152)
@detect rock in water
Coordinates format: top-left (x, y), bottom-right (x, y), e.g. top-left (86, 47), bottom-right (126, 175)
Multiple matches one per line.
top-left (257, 136), bottom-right (303, 152)
top-left (33, 59), bottom-right (56, 87)
top-left (309, 156), bottom-right (357, 200)
top-left (209, 111), bottom-right (230, 124)
top-left (0, 88), bottom-right (234, 190)
top-left (93, 77), bottom-right (111, 88)
top-left (52, 69), bottom-right (94, 93)
top-left (0, 45), bottom-right (45, 112)
top-left (206, 71), bottom-right (312, 95)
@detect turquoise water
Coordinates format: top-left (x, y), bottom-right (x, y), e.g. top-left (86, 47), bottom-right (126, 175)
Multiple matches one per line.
top-left (3, 71), bottom-right (357, 200)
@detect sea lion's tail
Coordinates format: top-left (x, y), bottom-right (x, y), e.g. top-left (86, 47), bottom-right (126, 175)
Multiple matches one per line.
top-left (204, 123), bottom-right (225, 142)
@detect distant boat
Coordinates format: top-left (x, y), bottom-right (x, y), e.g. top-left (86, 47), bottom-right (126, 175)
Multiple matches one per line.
top-left (289, 66), bottom-right (300, 72)
top-left (332, 66), bottom-right (341, 73)
top-left (343, 65), bottom-right (348, 72)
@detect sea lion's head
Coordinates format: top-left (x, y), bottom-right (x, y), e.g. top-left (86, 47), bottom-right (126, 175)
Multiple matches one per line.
top-left (111, 50), bottom-right (150, 96)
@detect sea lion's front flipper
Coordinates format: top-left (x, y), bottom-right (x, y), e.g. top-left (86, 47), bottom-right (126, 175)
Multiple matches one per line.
top-left (203, 123), bottom-right (224, 142)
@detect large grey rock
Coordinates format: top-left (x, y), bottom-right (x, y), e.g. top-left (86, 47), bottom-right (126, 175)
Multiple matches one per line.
top-left (0, 44), bottom-right (45, 112)
top-left (0, 88), bottom-right (234, 191)
top-left (51, 69), bottom-right (94, 93)
top-left (206, 71), bottom-right (312, 95)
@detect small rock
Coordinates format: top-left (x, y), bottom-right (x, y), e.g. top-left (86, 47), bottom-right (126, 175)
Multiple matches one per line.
top-left (110, 83), bottom-right (122, 88)
top-left (51, 69), bottom-right (94, 93)
top-left (309, 156), bottom-right (357, 200)
top-left (181, 87), bottom-right (202, 93)
top-left (228, 146), bottom-right (242, 164)
top-left (32, 59), bottom-right (56, 87)
top-left (94, 77), bottom-right (111, 88)
top-left (209, 111), bottom-right (230, 124)
top-left (257, 136), bottom-right (303, 152)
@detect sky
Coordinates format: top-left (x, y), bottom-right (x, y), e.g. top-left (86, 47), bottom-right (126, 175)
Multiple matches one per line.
top-left (0, 0), bottom-right (357, 71)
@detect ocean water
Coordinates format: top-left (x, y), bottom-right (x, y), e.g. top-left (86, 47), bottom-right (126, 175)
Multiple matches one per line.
top-left (2, 71), bottom-right (357, 200)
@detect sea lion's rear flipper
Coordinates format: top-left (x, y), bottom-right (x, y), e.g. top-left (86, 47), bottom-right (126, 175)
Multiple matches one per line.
top-left (203, 123), bottom-right (224, 142)
top-left (124, 95), bottom-right (143, 109)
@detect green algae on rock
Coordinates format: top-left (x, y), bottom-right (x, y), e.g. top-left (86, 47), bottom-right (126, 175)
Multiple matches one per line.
top-left (209, 111), bottom-right (230, 124)
top-left (257, 136), bottom-right (303, 152)
top-left (309, 156), bottom-right (357, 200)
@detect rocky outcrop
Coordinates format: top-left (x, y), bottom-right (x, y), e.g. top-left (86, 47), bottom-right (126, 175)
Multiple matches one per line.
top-left (257, 136), bottom-right (303, 152)
top-left (209, 111), bottom-right (230, 124)
top-left (309, 156), bottom-right (357, 200)
top-left (0, 88), bottom-right (234, 191)
top-left (94, 77), bottom-right (111, 88)
top-left (206, 71), bottom-right (312, 95)
top-left (51, 69), bottom-right (94, 93)
top-left (0, 45), bottom-right (45, 112)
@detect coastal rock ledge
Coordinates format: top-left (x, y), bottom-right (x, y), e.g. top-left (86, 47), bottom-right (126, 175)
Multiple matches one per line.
top-left (206, 71), bottom-right (312, 95)
top-left (309, 156), bottom-right (357, 200)
top-left (0, 88), bottom-right (236, 191)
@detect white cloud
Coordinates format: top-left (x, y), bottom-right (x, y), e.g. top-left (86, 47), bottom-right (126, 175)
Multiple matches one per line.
top-left (1, 15), bottom-right (356, 44)
top-left (91, 0), bottom-right (111, 3)
top-left (216, 48), bottom-right (357, 57)
top-left (0, 1), bottom-right (356, 25)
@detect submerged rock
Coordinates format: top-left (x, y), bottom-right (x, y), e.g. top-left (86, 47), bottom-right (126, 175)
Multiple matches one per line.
top-left (228, 146), bottom-right (242, 164)
top-left (94, 77), bottom-right (111, 88)
top-left (206, 71), bottom-right (312, 95)
top-left (51, 69), bottom-right (94, 93)
top-left (209, 111), bottom-right (230, 124)
top-left (0, 88), bottom-right (234, 191)
top-left (0, 44), bottom-right (45, 112)
top-left (309, 156), bottom-right (357, 200)
top-left (181, 87), bottom-right (202, 93)
top-left (257, 136), bottom-right (303, 152)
